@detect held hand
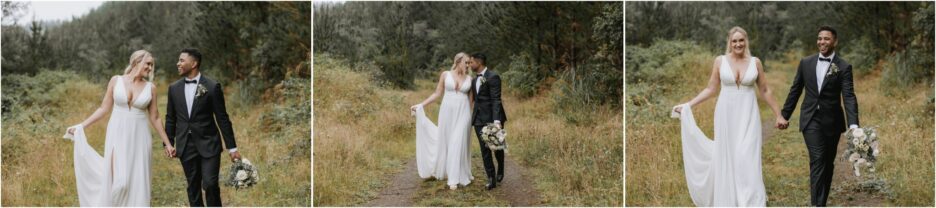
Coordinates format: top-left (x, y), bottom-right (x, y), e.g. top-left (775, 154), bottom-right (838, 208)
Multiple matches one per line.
top-left (775, 117), bottom-right (789, 130)
top-left (410, 104), bottom-right (421, 112)
top-left (67, 127), bottom-right (76, 135)
top-left (230, 151), bottom-right (242, 162)
top-left (164, 144), bottom-right (177, 158)
top-left (674, 106), bottom-right (683, 114)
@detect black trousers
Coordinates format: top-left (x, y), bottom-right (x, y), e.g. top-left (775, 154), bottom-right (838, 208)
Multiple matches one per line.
top-left (180, 135), bottom-right (222, 207)
top-left (474, 124), bottom-right (505, 179)
top-left (802, 115), bottom-right (841, 207)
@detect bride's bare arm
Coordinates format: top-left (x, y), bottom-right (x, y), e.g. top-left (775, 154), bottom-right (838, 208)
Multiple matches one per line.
top-left (146, 83), bottom-right (173, 147)
top-left (469, 85), bottom-right (474, 109)
top-left (77, 76), bottom-right (118, 128)
top-left (680, 56), bottom-right (722, 111)
top-left (412, 71), bottom-right (446, 110)
top-left (754, 58), bottom-right (783, 118)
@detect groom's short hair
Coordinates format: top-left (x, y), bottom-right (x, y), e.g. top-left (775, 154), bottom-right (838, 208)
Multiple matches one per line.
top-left (818, 25), bottom-right (837, 39)
top-left (181, 48), bottom-right (202, 69)
top-left (471, 53), bottom-right (486, 65)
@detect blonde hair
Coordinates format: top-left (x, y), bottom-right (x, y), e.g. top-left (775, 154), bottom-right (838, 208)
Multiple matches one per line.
top-left (724, 26), bottom-right (751, 58)
top-left (123, 50), bottom-right (154, 81)
top-left (450, 52), bottom-right (469, 76)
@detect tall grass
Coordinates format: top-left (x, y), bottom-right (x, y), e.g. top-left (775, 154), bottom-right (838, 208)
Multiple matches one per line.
top-left (625, 40), bottom-right (934, 206)
top-left (506, 93), bottom-right (623, 206)
top-left (1, 70), bottom-right (311, 206)
top-left (312, 54), bottom-right (416, 206)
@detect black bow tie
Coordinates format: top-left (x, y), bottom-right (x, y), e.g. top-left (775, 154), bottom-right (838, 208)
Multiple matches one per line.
top-left (819, 57), bottom-right (832, 62)
top-left (184, 80), bottom-right (197, 84)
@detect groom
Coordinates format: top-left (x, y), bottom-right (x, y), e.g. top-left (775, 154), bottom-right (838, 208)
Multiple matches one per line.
top-left (166, 48), bottom-right (242, 206)
top-left (779, 26), bottom-right (859, 207)
top-left (468, 53), bottom-right (508, 190)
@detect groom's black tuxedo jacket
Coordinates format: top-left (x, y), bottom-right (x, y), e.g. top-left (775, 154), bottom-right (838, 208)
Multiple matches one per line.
top-left (165, 75), bottom-right (237, 158)
top-left (781, 54), bottom-right (859, 133)
top-left (470, 69), bottom-right (507, 126)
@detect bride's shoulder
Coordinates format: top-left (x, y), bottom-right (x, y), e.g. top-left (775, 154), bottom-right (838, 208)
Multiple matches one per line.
top-left (108, 75), bottom-right (120, 84)
top-left (714, 55), bottom-right (725, 62)
top-left (712, 55), bottom-right (724, 66)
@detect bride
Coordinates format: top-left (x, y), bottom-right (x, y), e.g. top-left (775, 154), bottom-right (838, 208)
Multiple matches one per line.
top-left (64, 50), bottom-right (174, 206)
top-left (672, 26), bottom-right (787, 206)
top-left (410, 52), bottom-right (474, 190)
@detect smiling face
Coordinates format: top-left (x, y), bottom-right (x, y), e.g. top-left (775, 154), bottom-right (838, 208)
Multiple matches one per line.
top-left (817, 30), bottom-right (837, 56)
top-left (137, 56), bottom-right (154, 78)
top-left (729, 32), bottom-right (747, 56)
top-left (176, 53), bottom-right (197, 76)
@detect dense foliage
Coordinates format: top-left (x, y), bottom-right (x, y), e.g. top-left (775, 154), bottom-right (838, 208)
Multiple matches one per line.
top-left (314, 2), bottom-right (622, 108)
top-left (2, 2), bottom-right (311, 85)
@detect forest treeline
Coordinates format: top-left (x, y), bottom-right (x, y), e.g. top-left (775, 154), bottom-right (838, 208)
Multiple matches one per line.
top-left (314, 2), bottom-right (623, 110)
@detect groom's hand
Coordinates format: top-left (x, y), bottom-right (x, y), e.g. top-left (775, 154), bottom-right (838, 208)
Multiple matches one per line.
top-left (775, 117), bottom-right (789, 130)
top-left (164, 145), bottom-right (177, 158)
top-left (230, 151), bottom-right (242, 162)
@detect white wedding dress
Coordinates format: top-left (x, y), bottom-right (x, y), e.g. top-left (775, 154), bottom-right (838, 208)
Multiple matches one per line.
top-left (673, 56), bottom-right (766, 206)
top-left (64, 76), bottom-right (153, 206)
top-left (414, 71), bottom-right (473, 187)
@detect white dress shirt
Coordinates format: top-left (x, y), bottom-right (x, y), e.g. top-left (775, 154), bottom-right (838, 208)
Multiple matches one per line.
top-left (816, 52), bottom-right (835, 93)
top-left (184, 73), bottom-right (201, 117)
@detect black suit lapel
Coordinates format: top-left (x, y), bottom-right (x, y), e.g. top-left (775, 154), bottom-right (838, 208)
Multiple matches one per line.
top-left (806, 55), bottom-right (820, 94)
top-left (172, 82), bottom-right (191, 120)
top-left (479, 71), bottom-right (490, 95)
top-left (191, 76), bottom-right (208, 117)
top-left (819, 56), bottom-right (840, 92)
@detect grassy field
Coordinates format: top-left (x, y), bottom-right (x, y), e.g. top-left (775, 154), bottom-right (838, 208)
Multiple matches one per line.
top-left (1, 70), bottom-right (311, 206)
top-left (313, 54), bottom-right (623, 206)
top-left (625, 41), bottom-right (934, 206)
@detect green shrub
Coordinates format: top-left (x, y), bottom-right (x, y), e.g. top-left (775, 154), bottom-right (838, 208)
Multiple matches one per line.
top-left (625, 40), bottom-right (709, 108)
top-left (2, 70), bottom-right (76, 118)
top-left (552, 56), bottom-right (622, 125)
top-left (841, 37), bottom-right (879, 77)
top-left (880, 46), bottom-right (934, 97)
top-left (502, 52), bottom-right (541, 98)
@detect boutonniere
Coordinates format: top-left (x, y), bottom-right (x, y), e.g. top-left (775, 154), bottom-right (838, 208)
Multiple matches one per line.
top-left (479, 76), bottom-right (487, 85)
top-left (826, 63), bottom-right (840, 77)
top-left (196, 84), bottom-right (208, 97)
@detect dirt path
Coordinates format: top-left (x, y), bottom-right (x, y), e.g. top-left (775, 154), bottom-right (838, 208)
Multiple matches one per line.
top-left (363, 156), bottom-right (542, 206)
top-left (491, 157), bottom-right (543, 206)
top-left (363, 159), bottom-right (421, 207)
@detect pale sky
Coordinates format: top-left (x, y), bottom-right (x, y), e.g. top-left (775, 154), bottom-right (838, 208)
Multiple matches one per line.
top-left (15, 1), bottom-right (105, 26)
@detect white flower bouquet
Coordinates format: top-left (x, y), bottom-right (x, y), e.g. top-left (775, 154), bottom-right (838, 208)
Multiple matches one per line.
top-left (225, 158), bottom-right (260, 189)
top-left (481, 123), bottom-right (507, 150)
top-left (842, 127), bottom-right (880, 177)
